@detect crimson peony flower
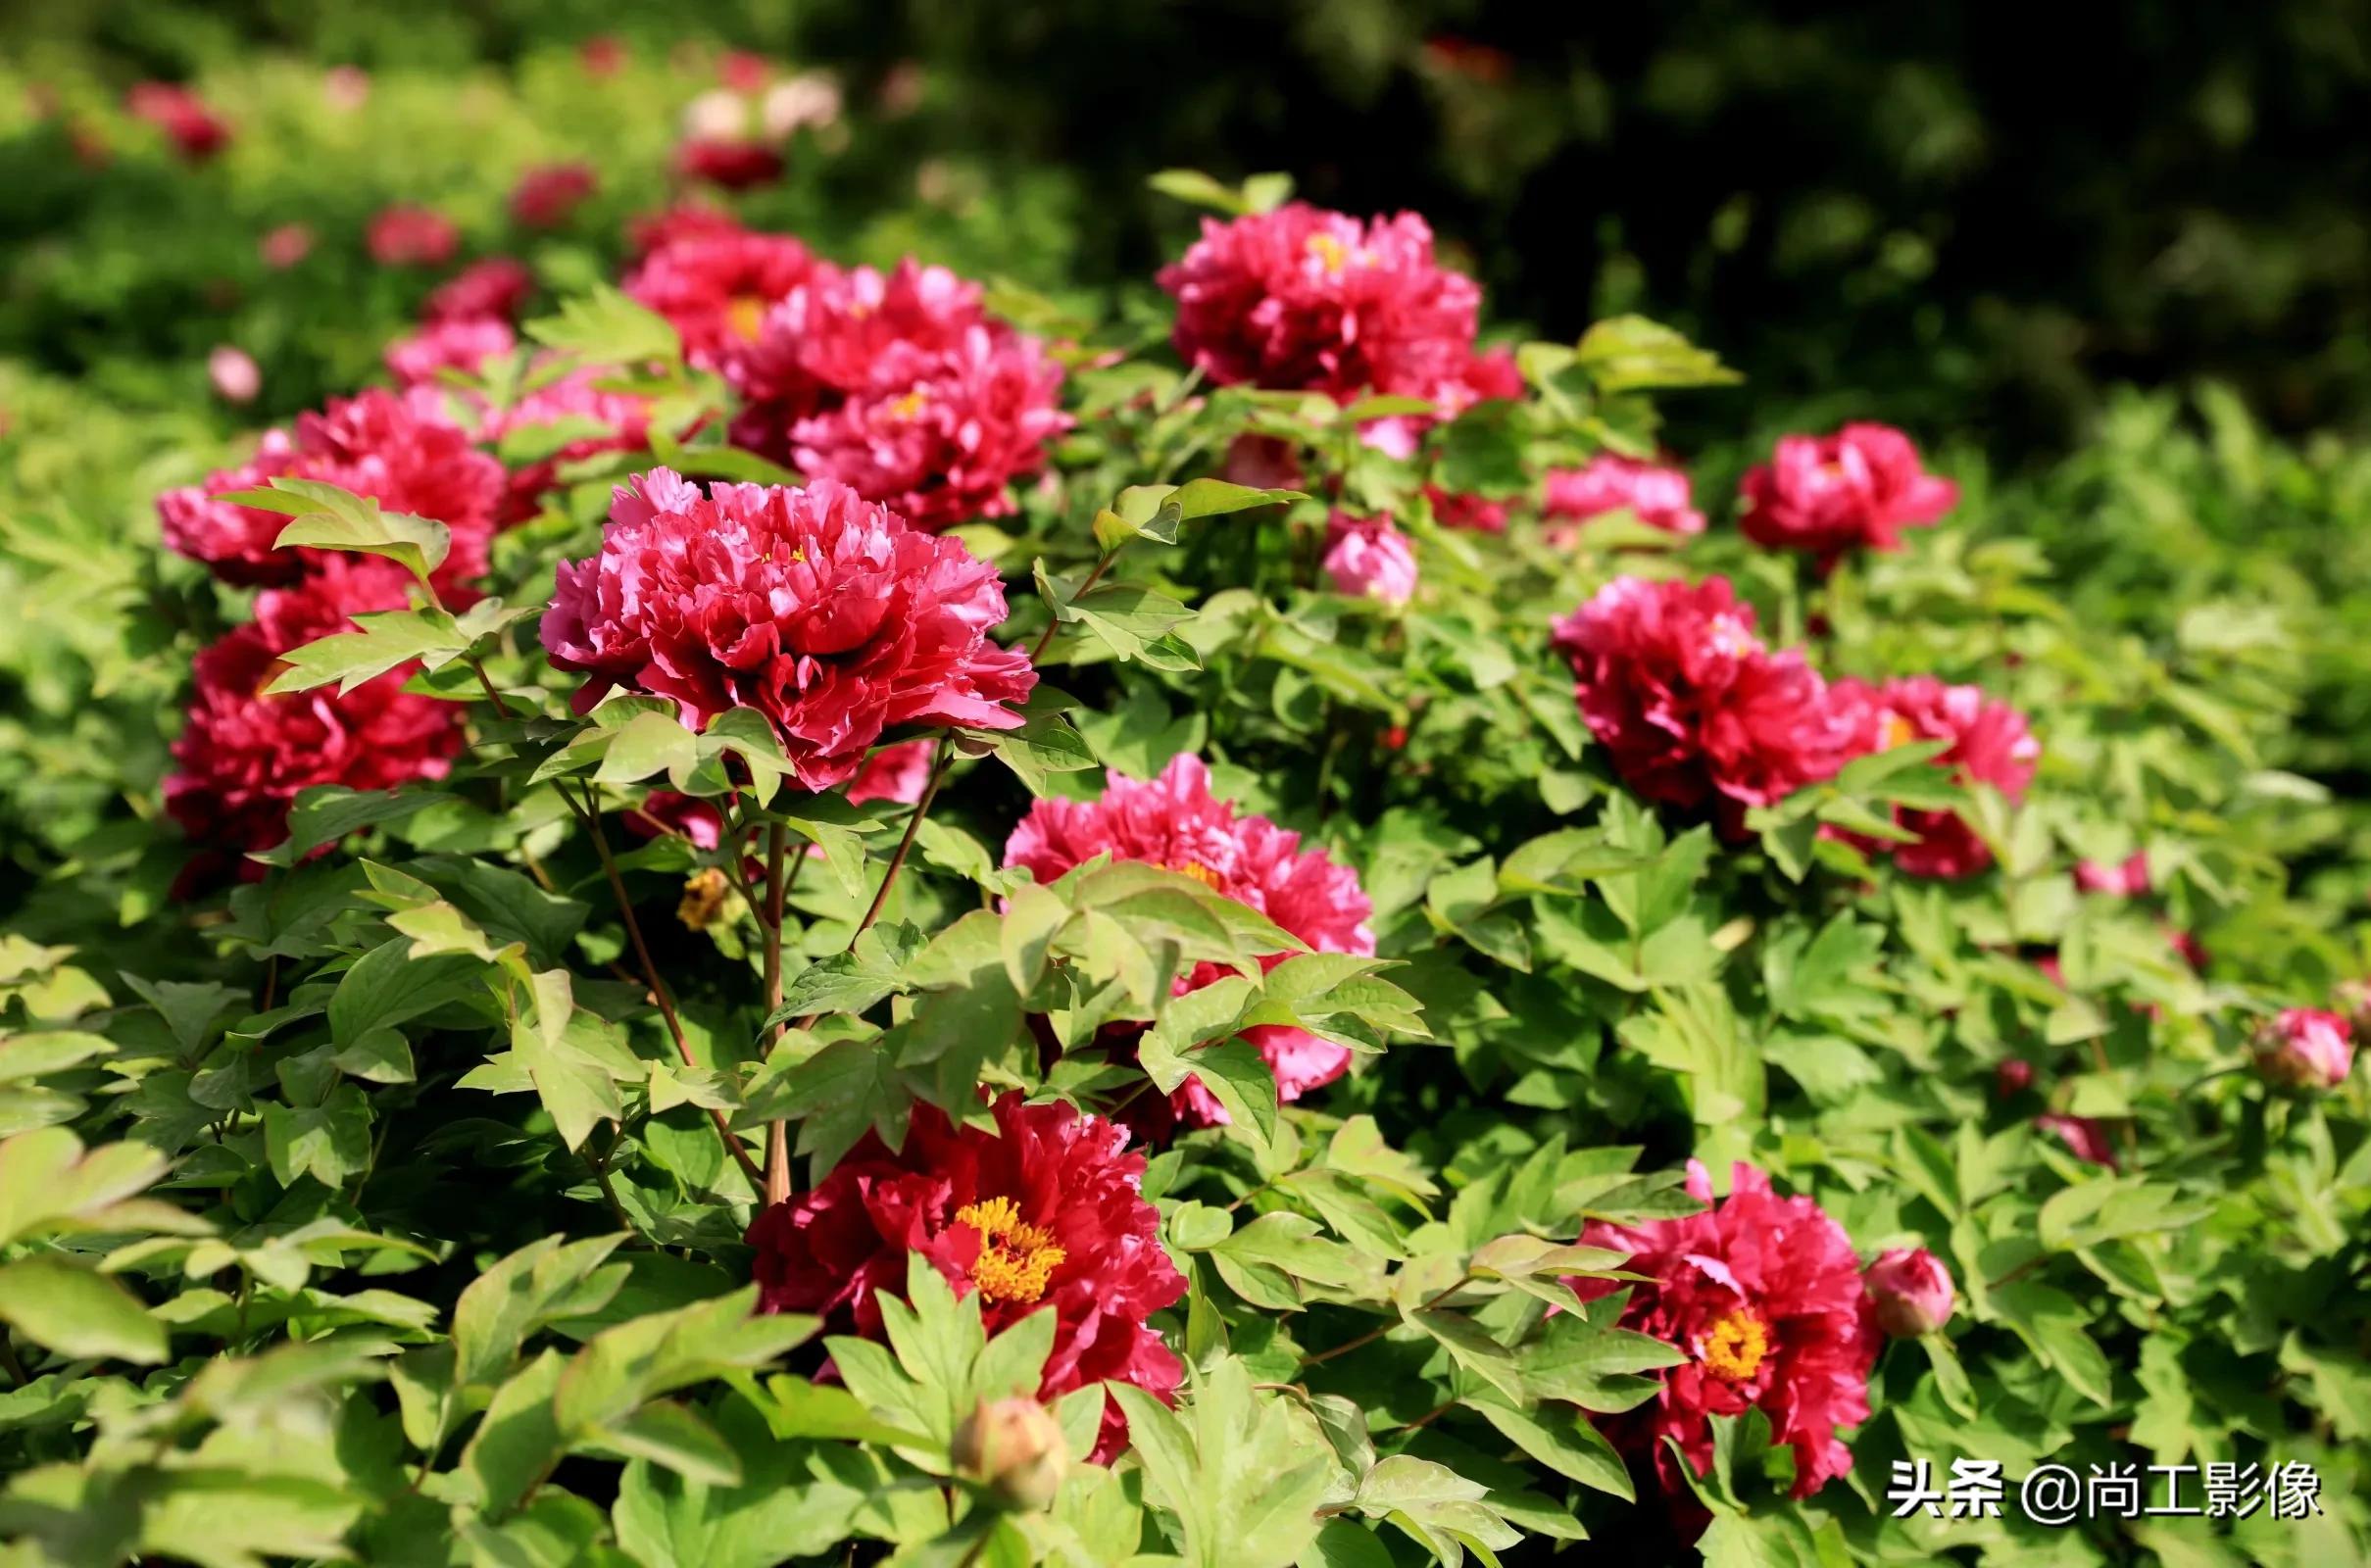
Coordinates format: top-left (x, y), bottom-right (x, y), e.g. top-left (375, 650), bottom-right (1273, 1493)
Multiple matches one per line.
top-left (424, 257), bottom-right (535, 324)
top-left (730, 258), bottom-right (985, 419)
top-left (541, 469), bottom-right (1035, 789)
top-left (579, 35), bottom-right (626, 76)
top-left (510, 162), bottom-right (597, 228)
top-left (167, 559), bottom-right (466, 872)
top-left (125, 82), bottom-right (229, 161)
top-left (622, 222), bottom-right (819, 377)
top-left (849, 738), bottom-right (937, 806)
top-left (675, 136), bottom-right (783, 190)
top-left (1572, 1161), bottom-right (1875, 1517)
top-left (368, 205), bottom-right (461, 269)
top-left (2253, 1008), bottom-right (2353, 1092)
top-left (1862, 1249), bottom-right (1954, 1337)
top-left (1322, 512), bottom-right (1417, 607)
top-left (2074, 850), bottom-right (2150, 897)
top-left (1995, 1058), bottom-right (2036, 1097)
top-left (1159, 204), bottom-right (1481, 407)
top-left (159, 387), bottom-right (506, 594)
top-left (1003, 755), bottom-right (1374, 1129)
top-left (1550, 576), bottom-right (1865, 831)
top-left (2037, 1113), bottom-right (2118, 1168)
top-left (1544, 455), bottom-right (1706, 542)
top-left (747, 1092), bottom-right (1185, 1460)
top-left (1739, 423), bottom-right (1958, 567)
top-left (385, 317), bottom-right (517, 385)
top-left (1826, 676), bottom-right (2038, 878)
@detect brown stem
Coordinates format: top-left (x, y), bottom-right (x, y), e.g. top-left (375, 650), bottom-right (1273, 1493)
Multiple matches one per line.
top-left (848, 734), bottom-right (952, 939)
top-left (1030, 553), bottom-right (1117, 662)
top-left (1303, 1272), bottom-right (1475, 1367)
top-left (568, 783), bottom-right (766, 1193)
top-left (0, 1332), bottom-right (26, 1388)
top-left (587, 1127), bottom-right (636, 1237)
top-left (763, 823), bottom-right (792, 1207)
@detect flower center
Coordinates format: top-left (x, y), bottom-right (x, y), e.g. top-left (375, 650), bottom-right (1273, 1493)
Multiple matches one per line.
top-left (1305, 231), bottom-right (1353, 273)
top-left (1881, 712), bottom-right (1918, 751)
top-left (1161, 859), bottom-right (1225, 890)
top-left (726, 294), bottom-right (768, 342)
top-left (889, 387), bottom-right (929, 420)
top-left (954, 1196), bottom-right (1065, 1305)
top-left (1698, 1309), bottom-right (1770, 1382)
top-left (1706, 613), bottom-right (1754, 660)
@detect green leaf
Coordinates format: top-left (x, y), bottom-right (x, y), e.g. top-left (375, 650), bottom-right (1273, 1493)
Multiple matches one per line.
top-left (0, 1127), bottom-right (175, 1247)
top-left (263, 608), bottom-right (470, 696)
top-left (452, 1234), bottom-right (632, 1388)
top-left (594, 710), bottom-right (701, 789)
top-left (524, 284), bottom-right (683, 367)
top-left (594, 1400), bottom-right (743, 1487)
top-left (464, 1348), bottom-right (569, 1514)
top-left (0, 1256), bottom-right (169, 1362)
top-left (613, 1396), bottom-right (865, 1568)
top-left (252, 786), bottom-right (460, 867)
top-left (1572, 315), bottom-right (1741, 392)
top-left (224, 475), bottom-right (452, 583)
top-left (261, 1085), bottom-right (372, 1189)
top-left (1113, 1357), bottom-right (1332, 1568)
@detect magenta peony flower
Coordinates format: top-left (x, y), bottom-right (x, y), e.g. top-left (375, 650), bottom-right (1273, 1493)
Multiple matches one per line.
top-left (368, 205), bottom-right (460, 269)
top-left (1573, 1161), bottom-right (1876, 1518)
top-left (2037, 1113), bottom-right (2118, 1168)
top-left (1739, 423), bottom-right (1958, 566)
top-left (2074, 850), bottom-right (2150, 897)
top-left (424, 257), bottom-right (535, 324)
top-left (2253, 1008), bottom-right (2353, 1092)
top-left (159, 387), bottom-right (506, 594)
top-left (1159, 204), bottom-right (1481, 407)
top-left (510, 162), bottom-right (597, 229)
top-left (1996, 1058), bottom-right (2035, 1097)
top-left (1003, 755), bottom-right (1374, 1128)
top-left (1321, 513), bottom-right (1418, 607)
top-left (622, 221), bottom-right (819, 377)
top-left (167, 559), bottom-right (465, 872)
top-left (208, 346), bottom-right (260, 405)
top-left (1827, 676), bottom-right (2039, 878)
top-left (260, 222), bottom-right (314, 270)
top-left (1862, 1248), bottom-right (1954, 1338)
top-left (385, 317), bottom-right (517, 385)
top-left (1544, 455), bottom-right (1706, 542)
top-left (1550, 575), bottom-right (1865, 831)
top-left (675, 136), bottom-right (783, 190)
top-left (125, 82), bottom-right (229, 161)
top-left (540, 469), bottom-right (1035, 788)
top-left (846, 738), bottom-right (937, 806)
top-left (747, 1092), bottom-right (1184, 1462)
top-left (730, 258), bottom-right (985, 420)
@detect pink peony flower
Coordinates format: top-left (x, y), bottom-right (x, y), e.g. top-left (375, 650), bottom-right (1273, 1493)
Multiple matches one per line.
top-left (321, 66), bottom-right (370, 112)
top-left (1003, 755), bottom-right (1374, 1128)
top-left (1321, 513), bottom-right (1418, 607)
top-left (166, 559), bottom-right (465, 872)
top-left (1827, 676), bottom-right (2039, 878)
top-left (208, 346), bottom-right (260, 405)
top-left (730, 258), bottom-right (985, 419)
top-left (125, 82), bottom-right (229, 161)
top-left (540, 469), bottom-right (1035, 788)
top-left (260, 223), bottom-right (314, 270)
top-left (385, 317), bottom-right (517, 385)
top-left (1573, 1161), bottom-right (1876, 1517)
top-left (623, 223), bottom-right (820, 377)
top-left (1544, 455), bottom-right (1706, 542)
top-left (718, 50), bottom-right (772, 92)
top-left (2253, 1008), bottom-right (2353, 1092)
top-left (1862, 1249), bottom-right (1954, 1338)
top-left (159, 388), bottom-right (505, 594)
top-left (763, 72), bottom-right (844, 138)
top-left (368, 206), bottom-right (460, 269)
top-left (1220, 434), bottom-right (1305, 492)
top-left (2037, 1113), bottom-right (2118, 1169)
top-left (2074, 850), bottom-right (2150, 897)
top-left (1739, 423), bottom-right (1958, 566)
top-left (510, 162), bottom-right (597, 229)
top-left (847, 739), bottom-right (937, 806)
top-left (424, 257), bottom-right (535, 324)
top-left (1550, 576), bottom-right (1865, 831)
top-left (1159, 204), bottom-right (1482, 405)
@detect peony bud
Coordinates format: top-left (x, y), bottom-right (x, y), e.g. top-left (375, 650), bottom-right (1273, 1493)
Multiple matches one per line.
top-left (952, 1396), bottom-right (1066, 1511)
top-left (680, 87), bottom-right (752, 143)
top-left (1321, 512), bottom-right (1417, 608)
top-left (2252, 1007), bottom-right (2353, 1092)
top-left (207, 345), bottom-right (260, 405)
top-left (1864, 1248), bottom-right (1954, 1337)
top-left (1995, 1058), bottom-right (2034, 1097)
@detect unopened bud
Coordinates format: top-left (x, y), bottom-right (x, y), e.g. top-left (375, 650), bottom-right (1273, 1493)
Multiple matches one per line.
top-left (952, 1396), bottom-right (1066, 1511)
top-left (1864, 1248), bottom-right (1954, 1338)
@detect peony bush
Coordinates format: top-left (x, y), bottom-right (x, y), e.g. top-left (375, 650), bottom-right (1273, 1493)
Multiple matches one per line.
top-left (4, 52), bottom-right (2371, 1568)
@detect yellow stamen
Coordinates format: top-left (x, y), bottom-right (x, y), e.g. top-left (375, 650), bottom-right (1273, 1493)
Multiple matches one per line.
top-left (889, 388), bottom-right (929, 420)
top-left (1305, 231), bottom-right (1350, 272)
top-left (1161, 860), bottom-right (1225, 891)
top-left (1881, 712), bottom-right (1918, 751)
top-left (1698, 1310), bottom-right (1770, 1382)
top-left (954, 1197), bottom-right (1066, 1305)
top-left (726, 295), bottom-right (768, 342)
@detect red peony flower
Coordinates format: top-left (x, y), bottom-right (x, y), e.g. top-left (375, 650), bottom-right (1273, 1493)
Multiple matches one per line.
top-left (2037, 1113), bottom-right (2118, 1169)
top-left (1544, 455), bottom-right (1706, 542)
top-left (579, 35), bottom-right (626, 76)
top-left (125, 82), bottom-right (229, 161)
top-left (368, 205), bottom-right (461, 269)
top-left (1573, 1161), bottom-right (1875, 1518)
top-left (1322, 512), bottom-right (1418, 607)
top-left (510, 162), bottom-right (597, 229)
top-left (159, 387), bottom-right (506, 594)
top-left (385, 317), bottom-right (517, 385)
top-left (1739, 423), bottom-right (1958, 567)
top-left (260, 222), bottom-right (314, 270)
top-left (730, 258), bottom-right (985, 419)
top-left (2074, 850), bottom-right (2150, 897)
top-left (623, 223), bottom-right (820, 378)
top-left (1550, 575), bottom-right (1865, 831)
top-left (675, 136), bottom-right (783, 190)
top-left (1826, 676), bottom-right (2038, 878)
top-left (1003, 755), bottom-right (1374, 1128)
top-left (1159, 203), bottom-right (1481, 406)
top-left (541, 469), bottom-right (1035, 789)
top-left (849, 738), bottom-right (937, 806)
top-left (424, 257), bottom-right (535, 324)
top-left (166, 559), bottom-right (466, 873)
top-left (747, 1092), bottom-right (1185, 1460)
top-left (2253, 1008), bottom-right (2353, 1092)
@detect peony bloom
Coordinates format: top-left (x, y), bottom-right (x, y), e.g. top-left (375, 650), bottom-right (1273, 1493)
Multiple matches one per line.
top-left (676, 136), bottom-right (783, 190)
top-left (1862, 1249), bottom-right (1954, 1338)
top-left (368, 205), bottom-right (461, 269)
top-left (2074, 850), bottom-right (2150, 897)
top-left (1550, 576), bottom-right (1865, 830)
top-left (579, 35), bottom-right (626, 76)
top-left (1573, 1161), bottom-right (1875, 1516)
top-left (385, 317), bottom-right (517, 385)
top-left (2252, 1008), bottom-right (2353, 1092)
top-left (158, 387), bottom-right (506, 593)
top-left (208, 346), bottom-right (260, 405)
top-left (1425, 486), bottom-right (1508, 535)
top-left (1739, 423), bottom-right (1958, 566)
top-left (622, 222), bottom-right (819, 376)
top-left (2037, 1113), bottom-right (2118, 1169)
top-left (125, 82), bottom-right (229, 161)
top-left (1544, 455), bottom-right (1706, 542)
top-left (718, 50), bottom-right (772, 92)
top-left (1827, 676), bottom-right (2038, 878)
top-left (1322, 513), bottom-right (1418, 607)
top-left (763, 72), bottom-right (844, 138)
top-left (1996, 1058), bottom-right (2035, 1097)
top-left (848, 739), bottom-right (936, 806)
top-left (730, 258), bottom-right (985, 419)
top-left (1219, 434), bottom-right (1305, 492)
top-left (260, 222), bottom-right (315, 270)
top-left (424, 257), bottom-right (535, 324)
top-left (540, 469), bottom-right (1035, 788)
top-left (510, 162), bottom-right (597, 229)
top-left (1003, 755), bottom-right (1374, 1128)
top-left (166, 559), bottom-right (466, 871)
top-left (480, 372), bottom-right (653, 523)
top-left (746, 1092), bottom-right (1185, 1460)
top-left (1159, 204), bottom-right (1481, 405)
